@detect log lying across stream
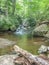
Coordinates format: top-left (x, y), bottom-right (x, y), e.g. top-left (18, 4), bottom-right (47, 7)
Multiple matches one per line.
top-left (13, 45), bottom-right (49, 65)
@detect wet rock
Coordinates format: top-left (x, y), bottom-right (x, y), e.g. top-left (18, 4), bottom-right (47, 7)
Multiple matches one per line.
top-left (47, 47), bottom-right (49, 51)
top-left (38, 45), bottom-right (47, 54)
top-left (0, 54), bottom-right (18, 65)
top-left (33, 24), bottom-right (48, 37)
top-left (0, 38), bottom-right (16, 48)
top-left (45, 31), bottom-right (49, 38)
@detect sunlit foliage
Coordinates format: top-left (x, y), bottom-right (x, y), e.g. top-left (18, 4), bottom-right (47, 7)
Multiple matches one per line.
top-left (0, 0), bottom-right (49, 31)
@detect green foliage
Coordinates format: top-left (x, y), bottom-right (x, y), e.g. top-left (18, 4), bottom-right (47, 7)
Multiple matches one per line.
top-left (0, 0), bottom-right (49, 31)
top-left (0, 16), bottom-right (19, 31)
top-left (27, 17), bottom-right (36, 27)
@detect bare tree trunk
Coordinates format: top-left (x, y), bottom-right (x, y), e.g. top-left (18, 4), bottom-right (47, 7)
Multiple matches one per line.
top-left (13, 45), bottom-right (49, 65)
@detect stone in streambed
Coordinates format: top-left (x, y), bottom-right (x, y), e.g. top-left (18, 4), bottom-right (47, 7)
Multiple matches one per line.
top-left (38, 45), bottom-right (47, 54)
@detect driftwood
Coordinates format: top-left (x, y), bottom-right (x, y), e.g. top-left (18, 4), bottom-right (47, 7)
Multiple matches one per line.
top-left (13, 45), bottom-right (49, 65)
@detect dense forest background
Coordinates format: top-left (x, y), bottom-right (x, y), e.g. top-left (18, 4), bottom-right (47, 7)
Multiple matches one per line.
top-left (0, 0), bottom-right (49, 31)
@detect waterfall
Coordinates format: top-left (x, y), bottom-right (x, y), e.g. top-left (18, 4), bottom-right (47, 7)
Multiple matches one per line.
top-left (14, 25), bottom-right (27, 35)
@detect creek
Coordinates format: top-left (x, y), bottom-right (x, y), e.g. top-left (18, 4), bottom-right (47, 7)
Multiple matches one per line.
top-left (0, 32), bottom-right (49, 55)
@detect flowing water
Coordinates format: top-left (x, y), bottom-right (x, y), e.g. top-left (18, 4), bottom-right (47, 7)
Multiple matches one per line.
top-left (0, 33), bottom-right (49, 55)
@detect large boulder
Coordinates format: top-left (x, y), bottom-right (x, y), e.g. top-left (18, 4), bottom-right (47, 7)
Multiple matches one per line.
top-left (38, 45), bottom-right (47, 54)
top-left (38, 45), bottom-right (49, 54)
top-left (33, 24), bottom-right (48, 37)
top-left (0, 55), bottom-right (18, 65)
top-left (45, 31), bottom-right (49, 38)
top-left (0, 38), bottom-right (15, 48)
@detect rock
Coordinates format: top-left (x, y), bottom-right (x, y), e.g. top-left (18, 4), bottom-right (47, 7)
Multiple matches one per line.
top-left (45, 31), bottom-right (49, 38)
top-left (0, 38), bottom-right (15, 48)
top-left (0, 54), bottom-right (18, 65)
top-left (38, 45), bottom-right (49, 58)
top-left (38, 45), bottom-right (47, 54)
top-left (33, 24), bottom-right (48, 37)
top-left (47, 47), bottom-right (49, 51)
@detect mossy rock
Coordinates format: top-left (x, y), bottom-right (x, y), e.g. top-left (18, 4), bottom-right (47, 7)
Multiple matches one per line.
top-left (33, 24), bottom-right (48, 37)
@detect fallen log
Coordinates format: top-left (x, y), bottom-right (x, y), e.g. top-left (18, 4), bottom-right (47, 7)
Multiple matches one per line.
top-left (13, 45), bottom-right (49, 65)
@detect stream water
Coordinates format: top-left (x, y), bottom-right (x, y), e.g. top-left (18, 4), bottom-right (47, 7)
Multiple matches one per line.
top-left (0, 33), bottom-right (49, 55)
